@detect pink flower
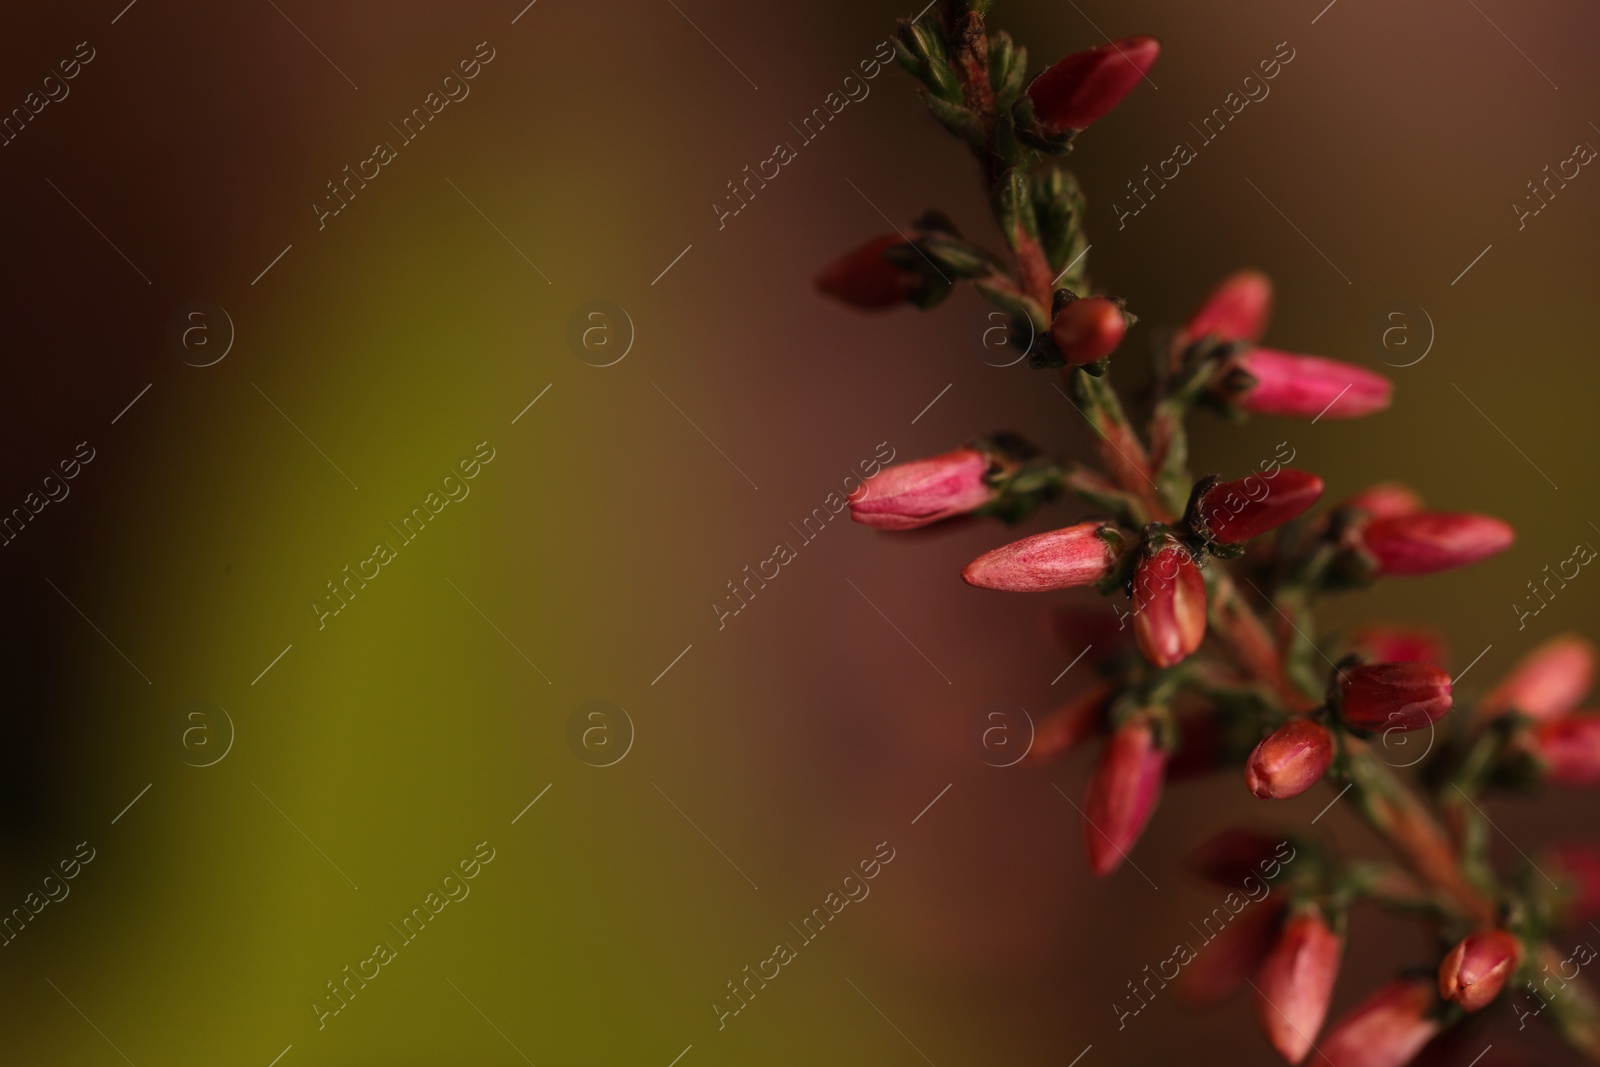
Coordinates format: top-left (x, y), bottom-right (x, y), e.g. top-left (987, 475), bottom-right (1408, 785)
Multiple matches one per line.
top-left (1438, 930), bottom-right (1520, 1012)
top-left (1236, 349), bottom-right (1392, 420)
top-left (1319, 978), bottom-right (1440, 1067)
top-left (1481, 634), bottom-right (1596, 722)
top-left (1051, 296), bottom-right (1127, 364)
top-left (1082, 716), bottom-right (1166, 876)
top-left (1531, 714), bottom-right (1600, 785)
top-left (814, 234), bottom-right (917, 310)
top-left (1246, 719), bottom-right (1334, 800)
top-left (1255, 910), bottom-right (1343, 1063)
top-left (962, 522), bottom-right (1119, 591)
top-left (1338, 663), bottom-right (1453, 733)
top-left (849, 448), bottom-right (992, 530)
top-left (1183, 269), bottom-right (1273, 346)
top-left (1348, 625), bottom-right (1449, 669)
top-left (1131, 543), bottom-right (1207, 669)
top-left (1344, 483), bottom-right (1424, 520)
top-left (1358, 512), bottom-right (1515, 576)
top-left (1027, 36), bottom-right (1160, 133)
top-left (1195, 469), bottom-right (1324, 544)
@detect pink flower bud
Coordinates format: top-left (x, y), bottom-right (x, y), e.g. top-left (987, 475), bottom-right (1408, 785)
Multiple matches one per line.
top-left (1196, 469), bottom-right (1325, 544)
top-left (1021, 682), bottom-right (1110, 766)
top-left (849, 448), bottom-right (992, 530)
top-left (1235, 349), bottom-right (1393, 420)
top-left (1438, 930), bottom-right (1520, 1012)
top-left (1131, 544), bottom-right (1207, 669)
top-left (1358, 512), bottom-right (1515, 577)
top-left (1246, 719), bottom-right (1335, 800)
top-left (1339, 663), bottom-right (1453, 733)
top-left (1255, 910), bottom-right (1343, 1063)
top-left (1481, 635), bottom-right (1597, 722)
top-left (1027, 36), bottom-right (1160, 133)
top-left (1348, 625), bottom-right (1449, 670)
top-left (1183, 269), bottom-right (1273, 345)
top-left (814, 234), bottom-right (917, 310)
top-left (1549, 844), bottom-right (1600, 923)
top-left (1319, 978), bottom-right (1440, 1067)
top-left (1344, 483), bottom-right (1424, 520)
top-left (1083, 717), bottom-right (1166, 876)
top-left (1050, 296), bottom-right (1127, 364)
top-left (1531, 714), bottom-right (1600, 785)
top-left (962, 522), bottom-right (1119, 592)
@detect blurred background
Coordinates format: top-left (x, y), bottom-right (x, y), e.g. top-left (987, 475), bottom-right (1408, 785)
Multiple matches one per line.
top-left (1, 0), bottom-right (1597, 1063)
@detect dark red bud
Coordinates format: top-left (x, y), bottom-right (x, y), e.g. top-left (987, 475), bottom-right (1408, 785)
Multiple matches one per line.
top-left (1027, 36), bottom-right (1160, 133)
top-left (814, 233), bottom-right (917, 311)
top-left (1196, 469), bottom-right (1324, 544)
top-left (1339, 663), bottom-right (1453, 733)
top-left (1132, 544), bottom-right (1207, 669)
top-left (1050, 296), bottom-right (1126, 364)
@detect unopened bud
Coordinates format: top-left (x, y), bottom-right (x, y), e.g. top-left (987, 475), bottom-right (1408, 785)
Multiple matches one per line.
top-left (1182, 269), bottom-right (1272, 346)
top-left (1255, 909), bottom-right (1343, 1063)
top-left (1531, 713), bottom-right (1600, 785)
top-left (1438, 930), bottom-right (1520, 1012)
top-left (1082, 716), bottom-right (1166, 876)
top-left (1319, 978), bottom-right (1440, 1067)
top-left (1233, 349), bottom-right (1392, 420)
top-left (962, 522), bottom-right (1120, 592)
top-left (1195, 469), bottom-right (1324, 544)
top-left (814, 234), bottom-right (919, 310)
top-left (1338, 663), bottom-right (1453, 733)
top-left (1131, 543), bottom-right (1207, 669)
top-left (1050, 295), bottom-right (1127, 364)
top-left (1027, 36), bottom-right (1160, 133)
top-left (1246, 719), bottom-right (1335, 800)
top-left (1481, 635), bottom-right (1597, 722)
top-left (1357, 511), bottom-right (1515, 577)
top-left (1344, 483), bottom-right (1424, 520)
top-left (849, 448), bottom-right (993, 530)
top-left (1348, 625), bottom-right (1448, 669)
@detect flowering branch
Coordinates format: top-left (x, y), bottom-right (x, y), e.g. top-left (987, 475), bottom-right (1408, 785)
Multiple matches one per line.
top-left (814, 2), bottom-right (1600, 1063)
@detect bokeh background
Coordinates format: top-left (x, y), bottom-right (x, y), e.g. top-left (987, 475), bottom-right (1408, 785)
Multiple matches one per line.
top-left (2, 0), bottom-right (1598, 1063)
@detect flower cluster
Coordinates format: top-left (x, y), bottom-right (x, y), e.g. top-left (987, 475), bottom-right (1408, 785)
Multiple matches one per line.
top-left (814, 3), bottom-right (1600, 1063)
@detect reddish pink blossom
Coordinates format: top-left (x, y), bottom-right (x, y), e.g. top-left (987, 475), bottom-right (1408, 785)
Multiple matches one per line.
top-left (814, 234), bottom-right (916, 310)
top-left (1083, 717), bottom-right (1166, 876)
top-left (1183, 269), bottom-right (1273, 346)
top-left (1359, 512), bottom-right (1515, 576)
top-left (1339, 663), bottom-right (1453, 733)
top-left (1319, 979), bottom-right (1440, 1067)
top-left (1348, 625), bottom-right (1449, 670)
top-left (1438, 930), bottom-right (1520, 1012)
top-left (1028, 36), bottom-right (1160, 133)
top-left (1532, 714), bottom-right (1600, 785)
top-left (1246, 719), bottom-right (1334, 800)
top-left (962, 522), bottom-right (1119, 592)
top-left (1196, 469), bottom-right (1324, 544)
top-left (1131, 544), bottom-right (1207, 669)
top-left (1255, 910), bottom-right (1343, 1063)
top-left (1481, 634), bottom-right (1597, 722)
top-left (849, 448), bottom-right (992, 530)
top-left (1236, 349), bottom-right (1392, 420)
top-left (1051, 296), bottom-right (1126, 364)
top-left (1345, 483), bottom-right (1424, 520)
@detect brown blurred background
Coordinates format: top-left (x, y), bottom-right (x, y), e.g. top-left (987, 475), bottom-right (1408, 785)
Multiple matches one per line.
top-left (0, 0), bottom-right (1596, 1063)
